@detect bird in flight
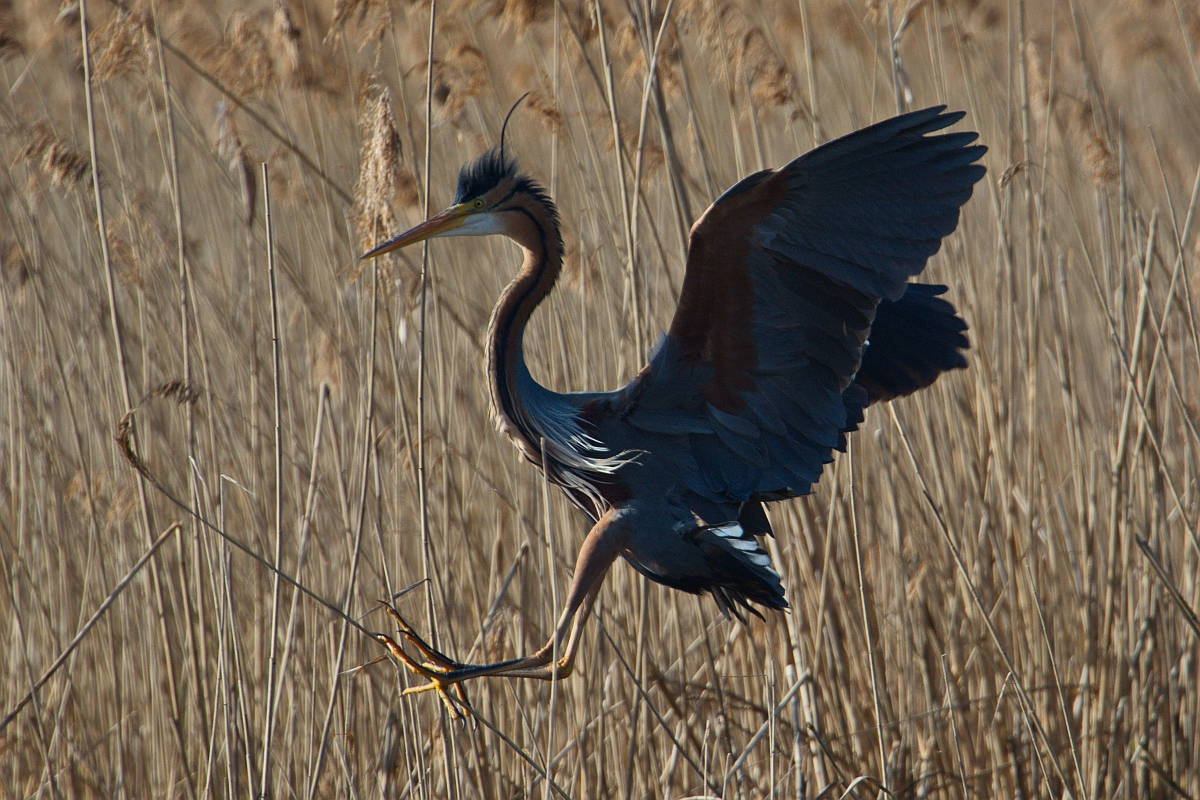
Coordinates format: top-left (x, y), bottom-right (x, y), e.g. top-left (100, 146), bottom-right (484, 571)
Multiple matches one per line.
top-left (363, 105), bottom-right (986, 703)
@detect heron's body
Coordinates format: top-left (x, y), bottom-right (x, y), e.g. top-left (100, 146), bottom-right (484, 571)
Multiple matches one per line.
top-left (368, 106), bottom-right (986, 690)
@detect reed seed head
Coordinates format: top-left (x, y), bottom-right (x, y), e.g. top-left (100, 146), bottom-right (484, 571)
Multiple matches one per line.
top-left (1025, 40), bottom-right (1052, 127)
top-left (354, 87), bottom-right (409, 251)
top-left (270, 1), bottom-right (302, 84)
top-left (227, 11), bottom-right (275, 97)
top-left (0, 237), bottom-right (29, 301)
top-left (215, 101), bottom-right (257, 227)
top-left (1068, 100), bottom-right (1117, 188)
top-left (738, 28), bottom-right (798, 116)
top-left (490, 0), bottom-right (551, 33)
top-left (17, 122), bottom-right (90, 190)
top-left (326, 0), bottom-right (391, 46)
top-left (310, 330), bottom-right (343, 400)
top-left (92, 8), bottom-right (153, 80)
top-left (0, 5), bottom-right (22, 59)
top-left (527, 89), bottom-right (564, 137)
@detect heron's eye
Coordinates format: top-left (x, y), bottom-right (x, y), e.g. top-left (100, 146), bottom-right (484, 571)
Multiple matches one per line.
top-left (472, 198), bottom-right (485, 210)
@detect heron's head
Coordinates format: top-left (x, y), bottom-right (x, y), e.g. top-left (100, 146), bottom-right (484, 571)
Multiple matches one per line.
top-left (361, 148), bottom-right (557, 260)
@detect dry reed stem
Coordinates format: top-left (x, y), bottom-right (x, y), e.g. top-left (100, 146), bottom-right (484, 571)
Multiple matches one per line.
top-left (0, 523), bottom-right (182, 736)
top-left (4, 0), bottom-right (1200, 797)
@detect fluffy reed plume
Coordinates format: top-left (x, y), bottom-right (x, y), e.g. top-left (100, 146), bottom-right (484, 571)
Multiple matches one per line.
top-left (0, 30), bottom-right (21, 59)
top-left (892, 0), bottom-right (929, 40)
top-left (823, 1), bottom-right (871, 54)
top-left (887, 0), bottom-right (928, 104)
top-left (504, 60), bottom-right (538, 98)
top-left (1023, 38), bottom-right (1115, 187)
top-left (692, 0), bottom-right (732, 51)
top-left (270, 1), bottom-right (301, 83)
top-left (0, 5), bottom-right (24, 59)
top-left (562, 241), bottom-right (601, 296)
top-left (616, 14), bottom-right (683, 96)
top-left (738, 27), bottom-right (804, 120)
top-left (354, 88), bottom-right (414, 252)
top-left (1069, 100), bottom-right (1118, 187)
top-left (0, 237), bottom-right (29, 300)
top-left (688, 2), bottom-right (806, 118)
top-left (91, 8), bottom-right (153, 80)
top-left (309, 330), bottom-right (343, 400)
top-left (1103, 7), bottom-right (1175, 70)
top-left (490, 0), bottom-right (551, 33)
top-left (325, 0), bottom-right (391, 45)
top-left (65, 469), bottom-right (111, 521)
top-left (105, 219), bottom-right (144, 291)
top-left (570, 0), bottom-right (601, 46)
top-left (104, 485), bottom-right (139, 529)
top-left (527, 88), bottom-right (564, 137)
top-left (179, 10), bottom-right (277, 99)
top-left (1025, 40), bottom-right (1052, 128)
top-left (16, 121), bottom-right (90, 190)
top-left (64, 472), bottom-right (92, 519)
top-left (865, 0), bottom-right (937, 30)
top-left (226, 11), bottom-right (275, 97)
top-left (264, 146), bottom-right (301, 204)
top-left (482, 605), bottom-right (518, 661)
top-left (107, 199), bottom-right (173, 292)
top-left (615, 17), bottom-right (643, 80)
top-left (592, 113), bottom-right (665, 178)
top-left (215, 101), bottom-right (257, 227)
top-left (114, 379), bottom-right (201, 481)
top-left (997, 161), bottom-right (1026, 190)
top-left (411, 43), bottom-right (488, 123)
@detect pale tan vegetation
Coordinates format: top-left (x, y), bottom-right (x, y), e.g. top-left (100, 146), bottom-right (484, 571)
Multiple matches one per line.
top-left (2, 0), bottom-right (1198, 798)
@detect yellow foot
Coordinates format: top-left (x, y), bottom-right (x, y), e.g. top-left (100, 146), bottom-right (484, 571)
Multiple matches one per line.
top-left (374, 604), bottom-right (471, 719)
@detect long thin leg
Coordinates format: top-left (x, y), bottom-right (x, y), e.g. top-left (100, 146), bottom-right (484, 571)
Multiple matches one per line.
top-left (480, 578), bottom-right (603, 681)
top-left (381, 509), bottom-right (628, 692)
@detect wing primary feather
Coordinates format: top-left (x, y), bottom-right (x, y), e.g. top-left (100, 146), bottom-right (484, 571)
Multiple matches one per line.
top-left (603, 106), bottom-right (984, 554)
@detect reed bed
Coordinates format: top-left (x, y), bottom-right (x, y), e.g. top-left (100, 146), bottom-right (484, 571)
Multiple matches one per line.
top-left (1, 0), bottom-right (1198, 797)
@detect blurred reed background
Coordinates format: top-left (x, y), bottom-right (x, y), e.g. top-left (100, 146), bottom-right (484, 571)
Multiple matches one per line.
top-left (1, 0), bottom-right (1199, 797)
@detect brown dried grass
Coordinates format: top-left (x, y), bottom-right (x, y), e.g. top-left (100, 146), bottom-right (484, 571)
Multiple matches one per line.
top-left (1, 2), bottom-right (1198, 799)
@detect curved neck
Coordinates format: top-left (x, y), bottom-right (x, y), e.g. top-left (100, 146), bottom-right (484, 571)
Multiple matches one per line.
top-left (486, 198), bottom-right (564, 462)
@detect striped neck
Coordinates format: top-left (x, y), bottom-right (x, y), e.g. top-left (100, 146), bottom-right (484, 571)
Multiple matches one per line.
top-left (485, 195), bottom-right (564, 464)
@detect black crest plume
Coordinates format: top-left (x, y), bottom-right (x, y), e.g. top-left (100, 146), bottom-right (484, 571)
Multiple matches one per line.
top-left (452, 92), bottom-right (557, 225)
top-left (499, 92), bottom-right (531, 163)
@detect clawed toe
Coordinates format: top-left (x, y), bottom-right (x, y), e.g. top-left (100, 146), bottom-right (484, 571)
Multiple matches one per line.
top-left (378, 603), bottom-right (463, 669)
top-left (374, 604), bottom-right (471, 718)
top-left (371, 573), bottom-right (601, 700)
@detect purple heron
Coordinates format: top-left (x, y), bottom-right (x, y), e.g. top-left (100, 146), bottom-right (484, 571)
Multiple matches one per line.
top-left (364, 106), bottom-right (985, 695)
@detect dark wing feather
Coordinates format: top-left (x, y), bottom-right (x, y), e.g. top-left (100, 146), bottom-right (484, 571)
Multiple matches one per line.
top-left (857, 283), bottom-right (970, 404)
top-left (615, 106), bottom-right (985, 505)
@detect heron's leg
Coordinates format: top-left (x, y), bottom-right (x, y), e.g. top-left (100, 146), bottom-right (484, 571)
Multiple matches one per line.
top-left (478, 577), bottom-right (604, 681)
top-left (384, 508), bottom-right (627, 689)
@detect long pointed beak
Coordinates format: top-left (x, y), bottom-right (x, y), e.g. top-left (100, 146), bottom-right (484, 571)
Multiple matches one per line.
top-left (361, 205), bottom-right (467, 260)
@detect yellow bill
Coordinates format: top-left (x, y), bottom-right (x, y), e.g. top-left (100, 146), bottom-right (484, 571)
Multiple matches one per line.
top-left (360, 204), bottom-right (469, 260)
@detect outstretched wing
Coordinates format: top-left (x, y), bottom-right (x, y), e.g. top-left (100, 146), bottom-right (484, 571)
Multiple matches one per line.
top-left (614, 106), bottom-right (986, 504)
